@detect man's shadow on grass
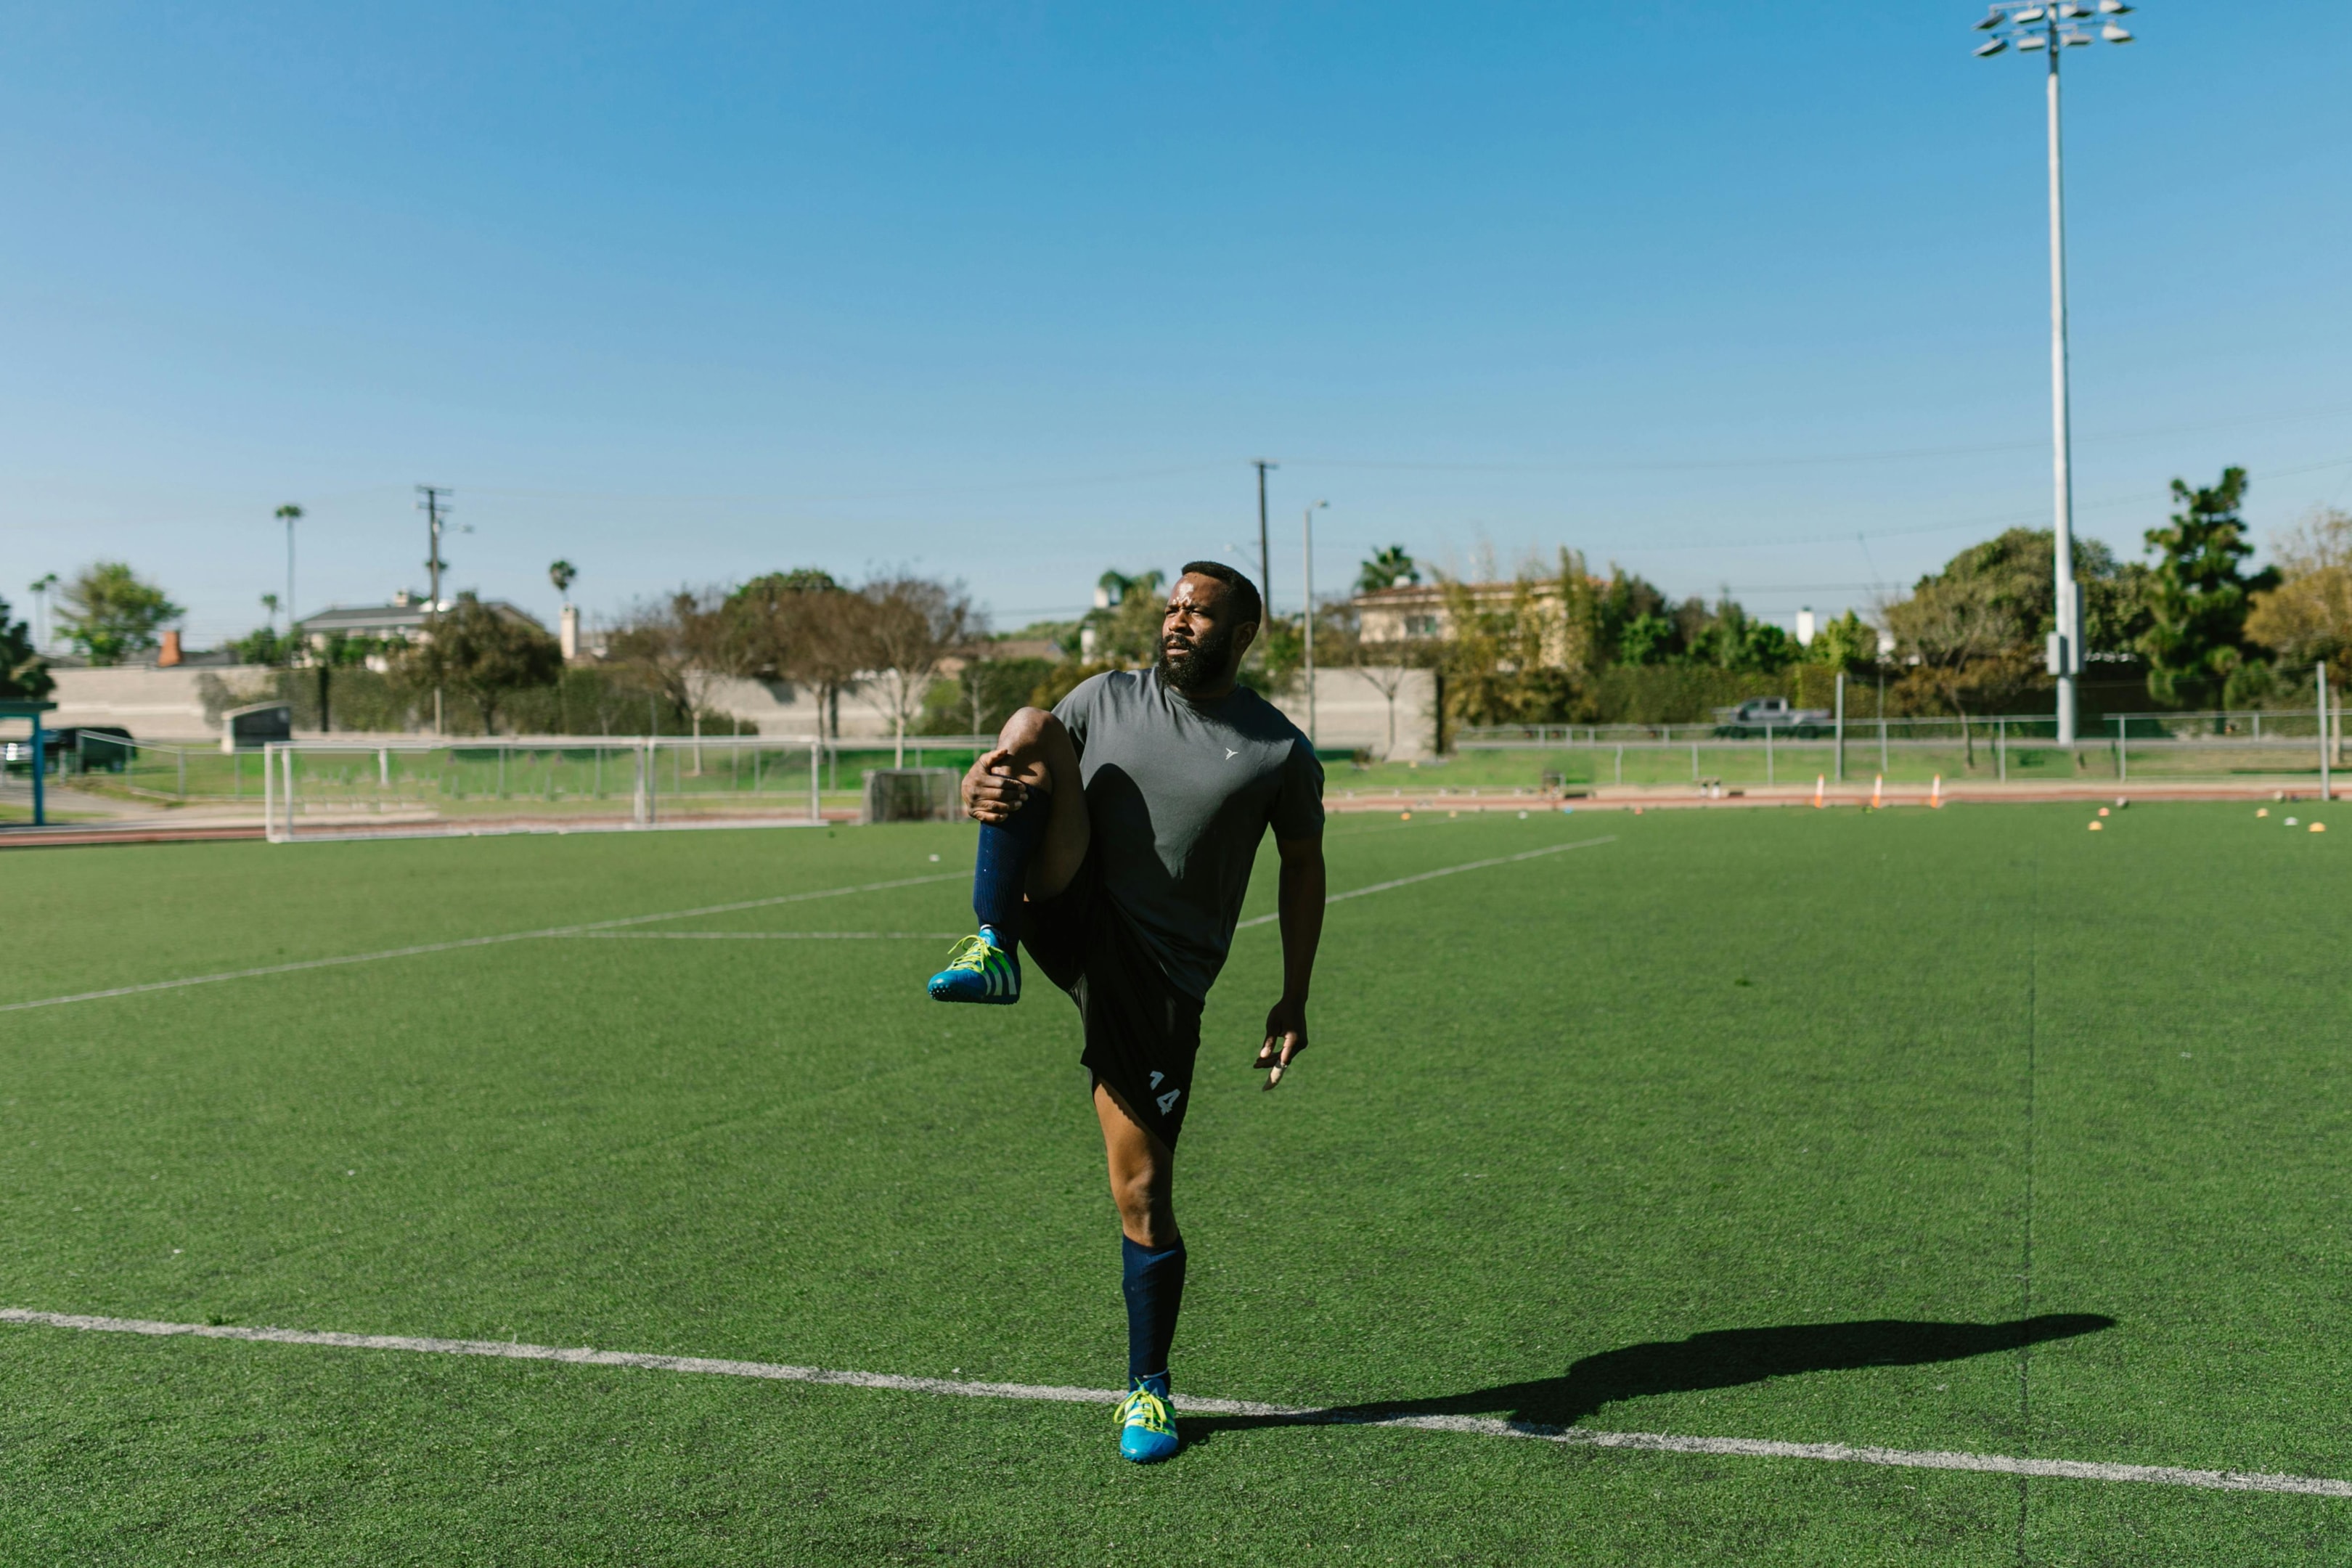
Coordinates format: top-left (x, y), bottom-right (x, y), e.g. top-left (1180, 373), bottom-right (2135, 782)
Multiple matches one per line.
top-left (1179, 1314), bottom-right (2115, 1443)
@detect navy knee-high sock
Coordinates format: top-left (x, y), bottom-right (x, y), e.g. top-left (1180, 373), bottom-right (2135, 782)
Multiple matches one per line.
top-left (1122, 1236), bottom-right (1187, 1381)
top-left (973, 786), bottom-right (1050, 944)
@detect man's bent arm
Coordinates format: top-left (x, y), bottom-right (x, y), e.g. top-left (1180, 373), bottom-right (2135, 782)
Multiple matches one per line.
top-left (1275, 835), bottom-right (1325, 1005)
top-left (1257, 834), bottom-right (1325, 1087)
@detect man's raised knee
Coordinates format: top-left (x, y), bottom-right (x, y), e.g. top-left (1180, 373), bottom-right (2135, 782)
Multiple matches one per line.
top-left (997, 706), bottom-right (1061, 754)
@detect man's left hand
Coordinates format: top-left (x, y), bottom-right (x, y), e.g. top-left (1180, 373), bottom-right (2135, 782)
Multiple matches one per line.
top-left (1256, 997), bottom-right (1307, 1090)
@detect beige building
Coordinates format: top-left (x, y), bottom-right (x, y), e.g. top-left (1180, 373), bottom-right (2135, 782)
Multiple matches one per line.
top-left (1354, 579), bottom-right (1580, 667)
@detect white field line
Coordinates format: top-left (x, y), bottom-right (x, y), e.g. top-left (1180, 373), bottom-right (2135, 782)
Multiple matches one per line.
top-left (0, 1308), bottom-right (2336, 1498)
top-left (0, 873), bottom-right (967, 1014)
top-left (555, 931), bottom-right (964, 941)
top-left (1235, 833), bottom-right (1616, 929)
top-left (7, 836), bottom-right (1614, 1014)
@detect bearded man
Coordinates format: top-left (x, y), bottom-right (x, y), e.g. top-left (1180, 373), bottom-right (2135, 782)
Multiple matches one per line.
top-left (926, 560), bottom-right (1326, 1463)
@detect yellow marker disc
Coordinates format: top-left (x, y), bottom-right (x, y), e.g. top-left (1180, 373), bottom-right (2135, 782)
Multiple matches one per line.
top-left (2088, 821), bottom-right (2103, 831)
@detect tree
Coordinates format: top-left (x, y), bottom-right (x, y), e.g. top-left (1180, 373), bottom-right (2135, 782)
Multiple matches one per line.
top-left (608, 589), bottom-right (738, 755)
top-left (1350, 628), bottom-right (1437, 758)
top-left (1615, 611), bottom-right (1682, 666)
top-left (724, 569), bottom-right (859, 740)
top-left (921, 654), bottom-right (1057, 736)
top-left (1876, 526), bottom-right (2155, 743)
top-left (1080, 568), bottom-right (1166, 666)
top-left (2245, 507), bottom-right (2352, 690)
top-left (228, 622), bottom-right (301, 666)
top-left (57, 562), bottom-right (181, 665)
top-left (399, 593), bottom-right (561, 735)
top-left (28, 573), bottom-right (57, 651)
top-left (1440, 573), bottom-right (1577, 728)
top-left (0, 595), bottom-right (52, 701)
top-left (1586, 566), bottom-right (1673, 666)
top-left (2139, 467), bottom-right (2277, 710)
top-left (1357, 546), bottom-right (1420, 595)
top-left (860, 574), bottom-right (981, 764)
top-left (1686, 597), bottom-right (1798, 674)
top-left (1804, 611), bottom-right (1882, 674)
top-left (549, 560), bottom-right (577, 598)
top-left (1883, 555), bottom-right (2039, 761)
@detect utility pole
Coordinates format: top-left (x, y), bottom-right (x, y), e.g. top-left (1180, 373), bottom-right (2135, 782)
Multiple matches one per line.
top-left (417, 485), bottom-right (453, 735)
top-left (1251, 460), bottom-right (1278, 611)
top-left (1302, 500), bottom-right (1326, 743)
top-left (1972, 1), bottom-right (2135, 747)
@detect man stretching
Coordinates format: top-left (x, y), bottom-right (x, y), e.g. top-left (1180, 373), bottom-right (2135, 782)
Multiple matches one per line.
top-left (926, 561), bottom-right (1326, 1463)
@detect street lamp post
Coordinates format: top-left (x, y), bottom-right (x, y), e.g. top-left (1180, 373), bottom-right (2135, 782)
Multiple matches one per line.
top-left (1972, 0), bottom-right (2135, 748)
top-left (1302, 500), bottom-right (1327, 744)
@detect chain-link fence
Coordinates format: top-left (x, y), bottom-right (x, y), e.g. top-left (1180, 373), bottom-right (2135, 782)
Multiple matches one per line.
top-left (33, 734), bottom-right (1000, 840)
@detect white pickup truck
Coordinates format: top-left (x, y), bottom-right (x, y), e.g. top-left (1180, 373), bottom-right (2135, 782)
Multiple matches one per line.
top-left (1711, 697), bottom-right (1835, 739)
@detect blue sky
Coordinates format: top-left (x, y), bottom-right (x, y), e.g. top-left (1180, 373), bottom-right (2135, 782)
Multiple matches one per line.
top-left (4, 1), bottom-right (2348, 647)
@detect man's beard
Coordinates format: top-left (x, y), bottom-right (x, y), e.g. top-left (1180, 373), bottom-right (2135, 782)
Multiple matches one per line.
top-left (1157, 622), bottom-right (1241, 693)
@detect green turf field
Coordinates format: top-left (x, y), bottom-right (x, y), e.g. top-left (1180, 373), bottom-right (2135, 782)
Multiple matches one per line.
top-left (1, 803), bottom-right (2346, 1563)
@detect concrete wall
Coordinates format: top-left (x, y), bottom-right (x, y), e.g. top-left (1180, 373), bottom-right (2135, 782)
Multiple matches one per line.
top-left (682, 668), bottom-right (1442, 756)
top-left (1257, 667), bottom-right (1438, 759)
top-left (47, 662), bottom-right (1441, 758)
top-left (47, 665), bottom-right (278, 739)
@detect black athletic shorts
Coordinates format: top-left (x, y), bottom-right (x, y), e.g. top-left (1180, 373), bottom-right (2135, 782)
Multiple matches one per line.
top-left (1024, 853), bottom-right (1205, 1148)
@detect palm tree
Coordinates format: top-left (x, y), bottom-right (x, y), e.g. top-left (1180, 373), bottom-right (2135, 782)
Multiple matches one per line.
top-left (28, 573), bottom-right (57, 650)
top-left (1358, 545), bottom-right (1420, 595)
top-left (276, 505), bottom-right (303, 631)
top-left (550, 560), bottom-right (578, 598)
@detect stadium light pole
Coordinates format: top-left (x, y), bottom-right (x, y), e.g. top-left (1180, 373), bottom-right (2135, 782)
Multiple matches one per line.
top-left (1972, 1), bottom-right (2134, 746)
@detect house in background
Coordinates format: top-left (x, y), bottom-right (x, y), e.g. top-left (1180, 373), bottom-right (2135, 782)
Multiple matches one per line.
top-left (295, 593), bottom-right (547, 671)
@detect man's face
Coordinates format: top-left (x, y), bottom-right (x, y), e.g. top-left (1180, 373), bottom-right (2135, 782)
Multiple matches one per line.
top-left (1157, 573), bottom-right (1256, 693)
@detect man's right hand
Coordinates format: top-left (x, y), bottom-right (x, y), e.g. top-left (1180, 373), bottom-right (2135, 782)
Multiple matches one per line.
top-left (963, 747), bottom-right (1032, 824)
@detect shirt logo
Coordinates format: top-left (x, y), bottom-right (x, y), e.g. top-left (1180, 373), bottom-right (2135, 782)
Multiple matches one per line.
top-left (1225, 748), bottom-right (1238, 760)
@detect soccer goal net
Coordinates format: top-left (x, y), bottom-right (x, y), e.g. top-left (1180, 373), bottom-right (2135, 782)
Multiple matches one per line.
top-left (255, 737), bottom-right (833, 842)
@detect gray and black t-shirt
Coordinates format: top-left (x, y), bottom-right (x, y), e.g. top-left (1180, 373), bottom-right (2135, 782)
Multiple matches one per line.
top-left (1053, 667), bottom-right (1324, 1000)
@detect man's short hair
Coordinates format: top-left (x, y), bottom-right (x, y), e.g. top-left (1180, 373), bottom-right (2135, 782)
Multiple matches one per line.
top-left (1178, 560), bottom-right (1262, 627)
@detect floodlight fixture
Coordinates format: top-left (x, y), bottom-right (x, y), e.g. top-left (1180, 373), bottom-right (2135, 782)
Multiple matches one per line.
top-left (1966, 1), bottom-right (2142, 748)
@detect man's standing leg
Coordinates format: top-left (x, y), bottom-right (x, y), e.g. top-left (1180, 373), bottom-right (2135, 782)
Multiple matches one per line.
top-left (1098, 1083), bottom-right (1184, 1462)
top-left (928, 708), bottom-right (1087, 1003)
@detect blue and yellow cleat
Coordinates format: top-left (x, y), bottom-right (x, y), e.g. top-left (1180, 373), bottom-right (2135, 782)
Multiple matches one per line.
top-left (1116, 1371), bottom-right (1180, 1463)
top-left (927, 929), bottom-right (1021, 1005)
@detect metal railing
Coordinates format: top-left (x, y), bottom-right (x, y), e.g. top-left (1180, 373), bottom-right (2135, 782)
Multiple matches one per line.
top-left (1455, 703), bottom-right (2346, 789)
